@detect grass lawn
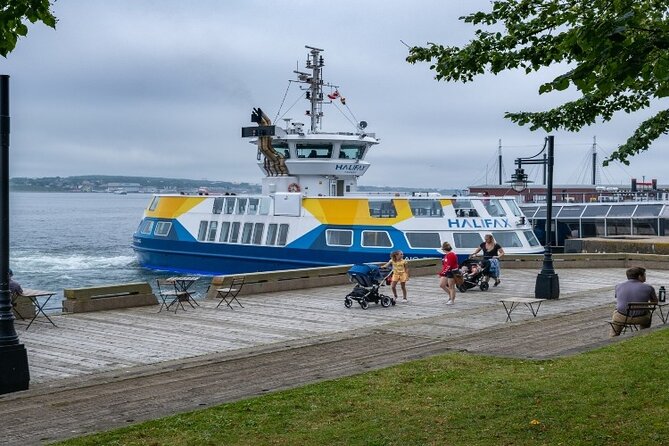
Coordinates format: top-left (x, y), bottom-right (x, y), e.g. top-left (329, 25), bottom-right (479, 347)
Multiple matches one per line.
top-left (57, 329), bottom-right (669, 446)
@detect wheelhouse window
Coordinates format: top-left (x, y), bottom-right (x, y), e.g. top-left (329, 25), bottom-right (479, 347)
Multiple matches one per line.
top-left (362, 231), bottom-right (392, 248)
top-left (296, 144), bottom-right (333, 159)
top-left (326, 229), bottom-right (353, 247)
top-left (453, 232), bottom-right (483, 249)
top-left (491, 231), bottom-right (523, 248)
top-left (274, 142), bottom-right (289, 158)
top-left (368, 200), bottom-right (397, 218)
top-left (339, 145), bottom-right (365, 159)
top-left (139, 220), bottom-right (154, 235)
top-left (405, 232), bottom-right (441, 248)
top-left (409, 199), bottom-right (443, 217)
top-left (154, 221), bottom-right (172, 237)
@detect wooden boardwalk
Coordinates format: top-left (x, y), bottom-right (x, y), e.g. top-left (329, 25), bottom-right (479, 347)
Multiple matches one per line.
top-left (14, 267), bottom-right (668, 384)
top-left (2, 267), bottom-right (669, 445)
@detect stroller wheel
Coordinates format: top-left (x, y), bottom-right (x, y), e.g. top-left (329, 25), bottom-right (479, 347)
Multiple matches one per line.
top-left (360, 299), bottom-right (369, 310)
top-left (480, 281), bottom-right (490, 291)
top-left (380, 295), bottom-right (392, 307)
top-left (391, 298), bottom-right (396, 306)
top-left (457, 285), bottom-right (466, 293)
top-left (344, 296), bottom-right (353, 308)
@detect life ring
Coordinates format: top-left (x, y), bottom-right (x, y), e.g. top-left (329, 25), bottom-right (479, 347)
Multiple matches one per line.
top-left (288, 183), bottom-right (301, 192)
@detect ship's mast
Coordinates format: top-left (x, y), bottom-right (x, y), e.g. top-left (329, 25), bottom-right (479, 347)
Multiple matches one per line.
top-left (294, 45), bottom-right (325, 133)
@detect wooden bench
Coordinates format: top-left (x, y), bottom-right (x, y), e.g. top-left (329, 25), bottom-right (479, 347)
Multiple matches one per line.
top-left (63, 282), bottom-right (158, 313)
top-left (608, 302), bottom-right (657, 335)
top-left (500, 297), bottom-right (546, 322)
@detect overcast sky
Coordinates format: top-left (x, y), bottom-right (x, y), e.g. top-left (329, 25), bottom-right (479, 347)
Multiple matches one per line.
top-left (1, 0), bottom-right (667, 189)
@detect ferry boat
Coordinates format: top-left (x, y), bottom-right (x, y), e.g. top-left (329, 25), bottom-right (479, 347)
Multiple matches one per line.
top-left (132, 46), bottom-right (544, 275)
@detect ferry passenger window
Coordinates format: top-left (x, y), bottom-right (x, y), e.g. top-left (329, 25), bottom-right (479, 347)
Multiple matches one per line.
top-left (362, 231), bottom-right (392, 248)
top-left (229, 222), bottom-right (241, 243)
top-left (266, 224), bottom-right (278, 245)
top-left (405, 232), bottom-right (441, 249)
top-left (219, 222), bottom-right (230, 242)
top-left (236, 198), bottom-right (248, 214)
top-left (213, 198), bottom-right (224, 214)
top-left (409, 199), bottom-right (443, 218)
top-left (326, 229), bottom-right (353, 247)
top-left (259, 197), bottom-right (271, 215)
top-left (296, 144), bottom-right (333, 159)
top-left (505, 199), bottom-right (524, 217)
top-left (453, 199), bottom-right (478, 218)
top-left (197, 221), bottom-right (208, 241)
top-left (139, 220), bottom-right (154, 235)
top-left (154, 221), bottom-right (172, 237)
top-left (484, 199), bottom-right (505, 217)
top-left (252, 223), bottom-right (264, 244)
top-left (491, 231), bottom-right (523, 248)
top-left (523, 230), bottom-right (541, 247)
top-left (224, 198), bottom-right (235, 214)
top-left (248, 198), bottom-right (259, 215)
top-left (277, 224), bottom-right (290, 246)
top-left (368, 200), bottom-right (397, 218)
top-left (241, 223), bottom-right (253, 244)
top-left (148, 197), bottom-right (159, 211)
top-left (207, 221), bottom-right (218, 241)
top-left (453, 232), bottom-right (483, 249)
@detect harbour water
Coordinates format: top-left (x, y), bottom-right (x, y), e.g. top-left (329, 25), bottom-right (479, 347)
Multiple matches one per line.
top-left (9, 192), bottom-right (213, 309)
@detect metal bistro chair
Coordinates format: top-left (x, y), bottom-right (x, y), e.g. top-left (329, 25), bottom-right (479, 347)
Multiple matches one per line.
top-left (156, 279), bottom-right (188, 313)
top-left (215, 276), bottom-right (245, 310)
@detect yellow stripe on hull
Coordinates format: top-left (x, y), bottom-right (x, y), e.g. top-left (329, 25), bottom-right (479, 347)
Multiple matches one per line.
top-left (302, 197), bottom-right (453, 225)
top-left (145, 196), bottom-right (207, 219)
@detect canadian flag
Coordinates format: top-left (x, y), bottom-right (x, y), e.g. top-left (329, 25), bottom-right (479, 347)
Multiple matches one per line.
top-left (327, 90), bottom-right (340, 100)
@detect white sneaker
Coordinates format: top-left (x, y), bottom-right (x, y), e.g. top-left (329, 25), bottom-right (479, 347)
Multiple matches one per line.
top-left (446, 300), bottom-right (453, 305)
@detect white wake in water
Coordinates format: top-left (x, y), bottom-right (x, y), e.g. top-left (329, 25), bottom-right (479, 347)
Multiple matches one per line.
top-left (11, 253), bottom-right (137, 273)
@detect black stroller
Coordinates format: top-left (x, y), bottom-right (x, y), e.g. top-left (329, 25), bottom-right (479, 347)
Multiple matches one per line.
top-left (456, 258), bottom-right (491, 292)
top-left (345, 263), bottom-right (395, 309)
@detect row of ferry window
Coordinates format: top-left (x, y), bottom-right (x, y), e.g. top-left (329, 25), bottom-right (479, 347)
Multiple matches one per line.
top-left (201, 197), bottom-right (521, 219)
top-left (139, 218), bottom-right (540, 249)
top-left (197, 221), bottom-right (290, 246)
top-left (325, 229), bottom-right (540, 249)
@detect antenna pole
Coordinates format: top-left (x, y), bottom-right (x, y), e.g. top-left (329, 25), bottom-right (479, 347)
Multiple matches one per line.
top-left (305, 46), bottom-right (324, 132)
top-left (498, 139), bottom-right (503, 185)
top-left (592, 136), bottom-right (597, 185)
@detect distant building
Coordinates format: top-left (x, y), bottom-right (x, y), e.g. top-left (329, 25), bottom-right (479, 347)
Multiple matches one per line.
top-left (105, 182), bottom-right (141, 193)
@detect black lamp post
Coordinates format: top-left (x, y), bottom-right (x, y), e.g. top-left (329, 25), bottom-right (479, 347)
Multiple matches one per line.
top-left (509, 135), bottom-right (560, 299)
top-left (0, 75), bottom-right (30, 394)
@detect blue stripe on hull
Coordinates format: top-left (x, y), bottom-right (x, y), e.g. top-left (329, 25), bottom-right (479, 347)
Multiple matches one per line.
top-left (132, 238), bottom-right (456, 275)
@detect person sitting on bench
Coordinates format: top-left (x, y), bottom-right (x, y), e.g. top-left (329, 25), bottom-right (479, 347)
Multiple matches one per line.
top-left (610, 266), bottom-right (658, 337)
top-left (8, 268), bottom-right (22, 295)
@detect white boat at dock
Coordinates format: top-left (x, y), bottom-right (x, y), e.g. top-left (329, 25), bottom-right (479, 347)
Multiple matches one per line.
top-left (132, 46), bottom-right (544, 275)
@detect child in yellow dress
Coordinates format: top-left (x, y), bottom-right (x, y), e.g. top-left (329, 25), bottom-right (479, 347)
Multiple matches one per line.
top-left (382, 250), bottom-right (409, 301)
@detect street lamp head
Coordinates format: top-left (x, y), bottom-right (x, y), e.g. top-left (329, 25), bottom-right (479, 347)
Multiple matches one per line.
top-left (509, 167), bottom-right (529, 192)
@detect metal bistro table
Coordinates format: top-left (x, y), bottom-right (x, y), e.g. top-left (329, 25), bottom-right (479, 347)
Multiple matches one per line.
top-left (12, 288), bottom-right (58, 330)
top-left (166, 276), bottom-right (200, 309)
